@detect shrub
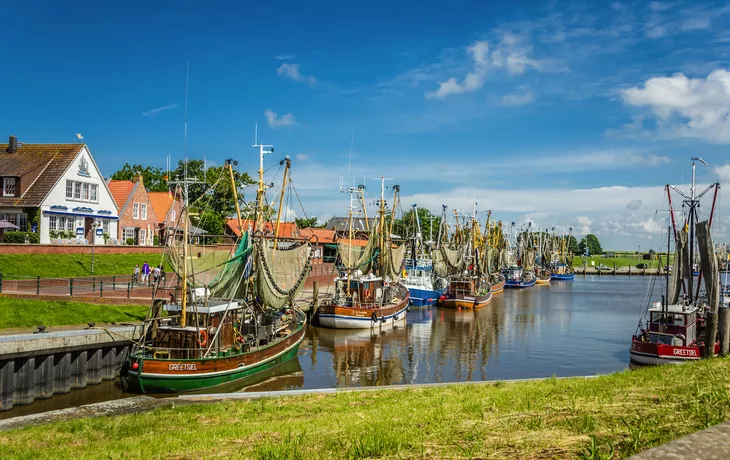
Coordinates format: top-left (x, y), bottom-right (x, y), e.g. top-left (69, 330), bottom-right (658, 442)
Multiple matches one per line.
top-left (126, 237), bottom-right (135, 246)
top-left (3, 232), bottom-right (40, 244)
top-left (153, 235), bottom-right (160, 246)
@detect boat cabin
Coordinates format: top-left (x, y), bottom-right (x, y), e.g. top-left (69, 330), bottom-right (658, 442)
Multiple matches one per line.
top-left (553, 263), bottom-right (570, 275)
top-left (502, 266), bottom-right (523, 281)
top-left (644, 302), bottom-right (698, 346)
top-left (150, 300), bottom-right (243, 359)
top-left (449, 278), bottom-right (476, 296)
top-left (335, 273), bottom-right (385, 306)
top-left (404, 258), bottom-right (433, 286)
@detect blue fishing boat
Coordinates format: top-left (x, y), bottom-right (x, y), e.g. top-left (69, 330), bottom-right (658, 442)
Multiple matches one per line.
top-left (402, 205), bottom-right (447, 307)
top-left (503, 266), bottom-right (536, 288)
top-left (551, 263), bottom-right (575, 280)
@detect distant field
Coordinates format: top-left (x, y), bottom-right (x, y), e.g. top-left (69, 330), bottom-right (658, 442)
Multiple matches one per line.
top-left (0, 253), bottom-right (164, 278)
top-left (572, 254), bottom-right (673, 269)
top-left (0, 297), bottom-right (147, 329)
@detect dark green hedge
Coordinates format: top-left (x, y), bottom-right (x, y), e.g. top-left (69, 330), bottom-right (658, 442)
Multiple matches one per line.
top-left (3, 232), bottom-right (40, 244)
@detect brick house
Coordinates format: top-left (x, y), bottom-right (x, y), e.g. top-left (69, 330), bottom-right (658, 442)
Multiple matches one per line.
top-left (107, 175), bottom-right (158, 245)
top-left (148, 189), bottom-right (186, 244)
top-left (0, 135), bottom-right (119, 244)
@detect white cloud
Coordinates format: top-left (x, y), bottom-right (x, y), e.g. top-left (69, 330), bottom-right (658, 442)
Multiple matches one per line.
top-left (264, 109), bottom-right (296, 128)
top-left (296, 153), bottom-right (309, 161)
top-left (620, 69), bottom-right (730, 143)
top-left (275, 54), bottom-right (295, 60)
top-left (277, 63), bottom-right (316, 85)
top-left (626, 199), bottom-right (643, 210)
top-left (142, 104), bottom-right (178, 117)
top-left (426, 34), bottom-right (548, 99)
top-left (715, 164), bottom-right (730, 182)
top-left (576, 216), bottom-right (592, 235)
top-left (501, 87), bottom-right (534, 106)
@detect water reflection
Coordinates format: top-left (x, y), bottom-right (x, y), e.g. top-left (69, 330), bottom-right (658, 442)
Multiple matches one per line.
top-left (3, 276), bottom-right (650, 419)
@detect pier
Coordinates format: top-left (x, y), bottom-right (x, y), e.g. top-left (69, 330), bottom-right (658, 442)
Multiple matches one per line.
top-left (0, 326), bottom-right (137, 410)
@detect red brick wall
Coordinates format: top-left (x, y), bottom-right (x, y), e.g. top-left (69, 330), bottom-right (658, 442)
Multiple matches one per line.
top-left (117, 180), bottom-right (159, 243)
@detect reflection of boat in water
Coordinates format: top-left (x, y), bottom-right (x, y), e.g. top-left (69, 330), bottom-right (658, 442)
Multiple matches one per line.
top-left (316, 322), bottom-right (409, 387)
top-left (182, 355), bottom-right (304, 395)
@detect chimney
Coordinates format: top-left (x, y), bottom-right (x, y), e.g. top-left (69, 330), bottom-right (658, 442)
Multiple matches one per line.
top-left (133, 172), bottom-right (144, 185)
top-left (6, 135), bottom-right (17, 154)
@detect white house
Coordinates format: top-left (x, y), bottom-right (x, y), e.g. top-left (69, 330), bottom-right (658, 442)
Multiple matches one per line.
top-left (0, 135), bottom-right (119, 244)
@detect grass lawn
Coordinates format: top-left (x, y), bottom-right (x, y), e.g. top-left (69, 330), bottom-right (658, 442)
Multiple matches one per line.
top-left (0, 253), bottom-right (164, 278)
top-left (573, 255), bottom-right (673, 269)
top-left (1, 358), bottom-right (729, 458)
top-left (0, 297), bottom-right (147, 329)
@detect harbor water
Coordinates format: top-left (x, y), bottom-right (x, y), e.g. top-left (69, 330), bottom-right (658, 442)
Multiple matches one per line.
top-left (1, 275), bottom-right (656, 419)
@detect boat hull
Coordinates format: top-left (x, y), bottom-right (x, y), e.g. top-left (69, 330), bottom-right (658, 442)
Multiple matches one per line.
top-left (535, 277), bottom-right (551, 285)
top-left (125, 319), bottom-right (306, 394)
top-left (406, 286), bottom-right (446, 307)
top-left (629, 338), bottom-right (714, 366)
top-left (551, 273), bottom-right (574, 280)
top-left (440, 290), bottom-right (492, 309)
top-left (316, 293), bottom-right (410, 329)
top-left (490, 281), bottom-right (505, 294)
top-left (504, 278), bottom-right (536, 289)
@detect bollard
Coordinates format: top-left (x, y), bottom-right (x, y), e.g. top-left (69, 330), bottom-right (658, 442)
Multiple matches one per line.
top-left (36, 276), bottom-right (40, 295)
top-left (127, 282), bottom-right (131, 299)
top-left (92, 277), bottom-right (96, 293)
top-left (100, 280), bottom-right (104, 298)
top-left (0, 272), bottom-right (3, 293)
top-left (113, 275), bottom-right (116, 291)
top-left (69, 279), bottom-right (73, 297)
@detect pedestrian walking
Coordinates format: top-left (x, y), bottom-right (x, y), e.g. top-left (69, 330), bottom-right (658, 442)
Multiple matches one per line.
top-left (132, 264), bottom-right (139, 285)
top-left (142, 261), bottom-right (150, 286)
top-left (153, 265), bottom-right (161, 285)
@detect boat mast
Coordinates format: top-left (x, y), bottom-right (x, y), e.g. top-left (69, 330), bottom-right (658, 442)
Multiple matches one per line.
top-left (252, 133), bottom-right (274, 233)
top-left (274, 157), bottom-right (291, 240)
top-left (436, 205), bottom-right (447, 250)
top-left (181, 186), bottom-right (189, 328)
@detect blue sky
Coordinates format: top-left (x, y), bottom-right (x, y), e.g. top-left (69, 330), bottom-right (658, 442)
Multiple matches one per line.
top-left (3, 0), bottom-right (730, 249)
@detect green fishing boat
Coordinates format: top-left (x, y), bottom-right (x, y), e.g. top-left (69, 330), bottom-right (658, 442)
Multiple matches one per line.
top-left (124, 143), bottom-right (312, 393)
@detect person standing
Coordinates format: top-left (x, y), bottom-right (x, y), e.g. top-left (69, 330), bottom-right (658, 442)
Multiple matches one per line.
top-left (142, 261), bottom-right (150, 286)
top-left (133, 264), bottom-right (140, 285)
top-left (152, 264), bottom-right (161, 285)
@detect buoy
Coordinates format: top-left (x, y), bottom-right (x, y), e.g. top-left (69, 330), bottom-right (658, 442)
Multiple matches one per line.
top-left (131, 362), bottom-right (139, 370)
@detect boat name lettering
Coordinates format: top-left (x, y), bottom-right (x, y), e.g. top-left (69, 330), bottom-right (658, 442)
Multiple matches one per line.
top-left (672, 348), bottom-right (697, 357)
top-left (168, 363), bottom-right (198, 371)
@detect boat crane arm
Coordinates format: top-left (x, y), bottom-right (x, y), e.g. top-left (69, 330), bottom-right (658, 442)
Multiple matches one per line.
top-left (697, 183), bottom-right (718, 199)
top-left (669, 185), bottom-right (688, 199)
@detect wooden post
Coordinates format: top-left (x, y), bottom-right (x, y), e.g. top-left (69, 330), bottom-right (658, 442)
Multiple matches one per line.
top-left (719, 306), bottom-right (730, 355)
top-left (696, 221), bottom-right (719, 357)
top-left (312, 281), bottom-right (319, 318)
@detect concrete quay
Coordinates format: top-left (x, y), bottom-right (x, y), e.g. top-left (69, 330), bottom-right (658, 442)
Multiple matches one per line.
top-left (0, 326), bottom-right (137, 411)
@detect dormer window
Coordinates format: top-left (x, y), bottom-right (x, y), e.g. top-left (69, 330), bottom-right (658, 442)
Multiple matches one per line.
top-left (3, 177), bottom-right (17, 197)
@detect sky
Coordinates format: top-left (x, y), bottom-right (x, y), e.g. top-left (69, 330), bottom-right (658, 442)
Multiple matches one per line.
top-left (3, 0), bottom-right (730, 249)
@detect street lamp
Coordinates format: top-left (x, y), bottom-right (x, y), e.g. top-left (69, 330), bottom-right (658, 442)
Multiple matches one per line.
top-left (91, 222), bottom-right (99, 274)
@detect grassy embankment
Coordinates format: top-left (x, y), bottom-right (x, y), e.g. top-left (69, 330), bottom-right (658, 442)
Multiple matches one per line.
top-left (0, 297), bottom-right (147, 329)
top-left (1, 358), bottom-right (729, 459)
top-left (0, 253), bottom-right (164, 278)
top-left (572, 253), bottom-right (673, 270)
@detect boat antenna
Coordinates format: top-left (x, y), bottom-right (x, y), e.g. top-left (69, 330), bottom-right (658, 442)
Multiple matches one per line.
top-left (348, 125), bottom-right (355, 187)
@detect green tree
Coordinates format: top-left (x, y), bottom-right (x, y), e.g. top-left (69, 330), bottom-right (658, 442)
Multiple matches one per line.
top-left (295, 217), bottom-right (319, 229)
top-left (170, 160), bottom-right (255, 235)
top-left (578, 234), bottom-right (602, 256)
top-left (110, 164), bottom-right (169, 192)
top-left (391, 207), bottom-right (441, 242)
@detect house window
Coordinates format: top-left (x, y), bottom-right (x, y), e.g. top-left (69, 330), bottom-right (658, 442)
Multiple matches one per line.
top-left (3, 177), bottom-right (17, 196)
top-left (133, 203), bottom-right (140, 219)
top-left (49, 215), bottom-right (57, 231)
top-left (124, 227), bottom-right (136, 243)
top-left (67, 180), bottom-right (99, 203)
top-left (66, 180), bottom-right (73, 198)
top-left (91, 184), bottom-right (98, 201)
top-left (102, 219), bottom-right (110, 235)
top-left (66, 218), bottom-right (74, 232)
top-left (82, 183), bottom-right (90, 200)
top-left (74, 182), bottom-right (82, 199)
top-left (171, 209), bottom-right (176, 222)
top-left (18, 214), bottom-right (27, 231)
top-left (140, 229), bottom-right (147, 246)
top-left (141, 204), bottom-right (147, 220)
